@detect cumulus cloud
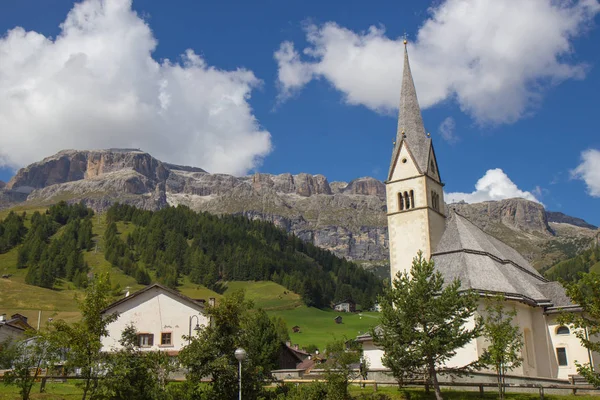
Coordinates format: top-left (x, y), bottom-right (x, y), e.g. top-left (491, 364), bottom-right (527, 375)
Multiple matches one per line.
top-left (439, 117), bottom-right (457, 143)
top-left (572, 149), bottom-right (600, 196)
top-left (0, 0), bottom-right (271, 175)
top-left (276, 0), bottom-right (599, 124)
top-left (445, 168), bottom-right (541, 204)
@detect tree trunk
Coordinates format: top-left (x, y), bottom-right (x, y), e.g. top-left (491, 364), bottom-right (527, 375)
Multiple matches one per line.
top-left (429, 360), bottom-right (443, 400)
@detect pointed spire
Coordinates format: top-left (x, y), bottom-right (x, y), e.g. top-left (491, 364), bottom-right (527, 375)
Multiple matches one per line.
top-left (388, 41), bottom-right (431, 178)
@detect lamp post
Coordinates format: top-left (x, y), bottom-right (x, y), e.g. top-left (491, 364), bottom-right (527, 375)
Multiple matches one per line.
top-left (188, 315), bottom-right (201, 345)
top-left (234, 348), bottom-right (247, 400)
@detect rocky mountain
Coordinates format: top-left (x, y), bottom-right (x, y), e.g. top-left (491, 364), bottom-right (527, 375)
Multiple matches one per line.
top-left (1, 149), bottom-right (597, 273)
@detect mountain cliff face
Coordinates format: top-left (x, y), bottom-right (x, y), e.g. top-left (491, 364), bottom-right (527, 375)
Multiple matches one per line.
top-left (1, 149), bottom-right (597, 272)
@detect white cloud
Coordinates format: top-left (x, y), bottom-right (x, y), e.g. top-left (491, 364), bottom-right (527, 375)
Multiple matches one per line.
top-left (276, 0), bottom-right (600, 124)
top-left (572, 149), bottom-right (600, 196)
top-left (445, 168), bottom-right (541, 204)
top-left (439, 117), bottom-right (457, 143)
top-left (0, 0), bottom-right (271, 176)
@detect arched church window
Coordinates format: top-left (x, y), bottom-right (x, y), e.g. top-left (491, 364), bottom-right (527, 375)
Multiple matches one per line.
top-left (556, 326), bottom-right (570, 335)
top-left (398, 192), bottom-right (404, 211)
top-left (410, 190), bottom-right (415, 208)
top-left (404, 192), bottom-right (410, 209)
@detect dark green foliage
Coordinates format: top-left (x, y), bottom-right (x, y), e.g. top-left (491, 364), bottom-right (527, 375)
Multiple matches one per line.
top-left (559, 272), bottom-right (600, 386)
top-left (52, 273), bottom-right (120, 400)
top-left (98, 324), bottom-right (174, 400)
top-left (543, 244), bottom-right (600, 282)
top-left (20, 202), bottom-right (93, 288)
top-left (1, 330), bottom-right (62, 400)
top-left (373, 251), bottom-right (482, 400)
top-left (322, 338), bottom-right (362, 400)
top-left (178, 290), bottom-right (281, 400)
top-left (104, 203), bottom-right (382, 307)
top-left (0, 211), bottom-right (27, 253)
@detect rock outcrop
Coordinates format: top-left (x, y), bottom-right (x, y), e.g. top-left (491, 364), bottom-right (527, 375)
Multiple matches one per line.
top-left (1, 149), bottom-right (597, 272)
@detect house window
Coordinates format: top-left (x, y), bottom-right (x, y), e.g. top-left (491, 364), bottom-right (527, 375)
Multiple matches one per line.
top-left (398, 192), bottom-right (404, 211)
top-left (137, 333), bottom-right (154, 347)
top-left (556, 326), bottom-right (570, 335)
top-left (556, 347), bottom-right (568, 366)
top-left (410, 190), bottom-right (415, 208)
top-left (161, 332), bottom-right (172, 346)
top-left (404, 192), bottom-right (410, 209)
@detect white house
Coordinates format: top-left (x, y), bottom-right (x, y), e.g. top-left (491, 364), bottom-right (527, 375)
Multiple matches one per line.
top-left (333, 299), bottom-right (356, 313)
top-left (101, 283), bottom-right (209, 354)
top-left (358, 41), bottom-right (599, 381)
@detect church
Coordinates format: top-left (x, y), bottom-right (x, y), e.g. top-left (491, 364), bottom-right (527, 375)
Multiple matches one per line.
top-left (358, 41), bottom-right (598, 381)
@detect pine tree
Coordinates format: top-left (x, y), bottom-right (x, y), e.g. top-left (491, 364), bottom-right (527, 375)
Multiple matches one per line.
top-left (479, 295), bottom-right (523, 399)
top-left (373, 251), bottom-right (482, 400)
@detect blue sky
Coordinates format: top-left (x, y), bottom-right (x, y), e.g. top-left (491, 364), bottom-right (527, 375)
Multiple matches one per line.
top-left (0, 0), bottom-right (599, 226)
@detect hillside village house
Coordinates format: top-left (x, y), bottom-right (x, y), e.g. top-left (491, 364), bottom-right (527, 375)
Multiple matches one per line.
top-left (101, 284), bottom-right (209, 354)
top-left (0, 313), bottom-right (34, 343)
top-left (333, 299), bottom-right (356, 313)
top-left (358, 41), bottom-right (599, 381)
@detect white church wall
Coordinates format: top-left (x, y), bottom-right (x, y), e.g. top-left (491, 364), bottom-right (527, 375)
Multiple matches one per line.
top-left (101, 288), bottom-right (208, 353)
top-left (546, 314), bottom-right (597, 380)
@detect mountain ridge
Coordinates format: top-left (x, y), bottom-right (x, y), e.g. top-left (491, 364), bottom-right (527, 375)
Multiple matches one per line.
top-left (1, 149), bottom-right (597, 272)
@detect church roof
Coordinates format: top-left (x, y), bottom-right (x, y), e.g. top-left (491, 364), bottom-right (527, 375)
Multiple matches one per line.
top-left (431, 211), bottom-right (554, 305)
top-left (388, 43), bottom-right (431, 179)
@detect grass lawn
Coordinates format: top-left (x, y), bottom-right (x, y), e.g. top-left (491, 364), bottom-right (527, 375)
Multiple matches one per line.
top-left (270, 306), bottom-right (379, 350)
top-left (0, 382), bottom-right (596, 400)
top-left (0, 382), bottom-right (82, 400)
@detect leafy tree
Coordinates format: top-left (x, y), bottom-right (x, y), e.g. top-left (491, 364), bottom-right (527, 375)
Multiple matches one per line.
top-left (178, 290), bottom-right (281, 400)
top-left (558, 272), bottom-right (600, 386)
top-left (372, 251), bottom-right (482, 400)
top-left (322, 338), bottom-right (362, 400)
top-left (1, 330), bottom-right (61, 400)
top-left (98, 324), bottom-right (174, 400)
top-left (479, 296), bottom-right (523, 399)
top-left (271, 315), bottom-right (290, 343)
top-left (52, 273), bottom-right (119, 400)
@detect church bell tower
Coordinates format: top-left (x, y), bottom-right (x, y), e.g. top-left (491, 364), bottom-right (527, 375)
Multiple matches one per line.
top-left (386, 41), bottom-right (446, 279)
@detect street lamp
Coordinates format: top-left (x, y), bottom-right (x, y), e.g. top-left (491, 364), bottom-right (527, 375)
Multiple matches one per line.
top-left (188, 315), bottom-right (201, 344)
top-left (234, 348), bottom-right (247, 400)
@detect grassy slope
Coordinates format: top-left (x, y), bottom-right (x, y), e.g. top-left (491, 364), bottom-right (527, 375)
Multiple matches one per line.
top-left (0, 383), bottom-right (598, 400)
top-left (0, 209), bottom-right (379, 350)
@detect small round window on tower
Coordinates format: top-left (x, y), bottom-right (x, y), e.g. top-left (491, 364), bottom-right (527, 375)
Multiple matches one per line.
top-left (401, 158), bottom-right (407, 164)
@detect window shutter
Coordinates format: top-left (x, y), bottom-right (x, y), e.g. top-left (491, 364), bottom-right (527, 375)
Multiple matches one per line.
top-left (149, 334), bottom-right (154, 346)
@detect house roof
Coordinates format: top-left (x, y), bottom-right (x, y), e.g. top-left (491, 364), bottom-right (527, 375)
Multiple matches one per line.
top-left (334, 299), bottom-right (355, 306)
top-left (101, 283), bottom-right (205, 314)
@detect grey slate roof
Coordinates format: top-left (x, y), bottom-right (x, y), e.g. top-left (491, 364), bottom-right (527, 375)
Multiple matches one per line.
top-left (431, 211), bottom-right (555, 305)
top-left (538, 282), bottom-right (576, 309)
top-left (388, 44), bottom-right (431, 179)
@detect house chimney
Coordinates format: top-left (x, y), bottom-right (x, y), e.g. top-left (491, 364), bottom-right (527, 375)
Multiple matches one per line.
top-left (286, 341), bottom-right (291, 347)
top-left (209, 297), bottom-right (215, 307)
top-left (294, 344), bottom-right (299, 350)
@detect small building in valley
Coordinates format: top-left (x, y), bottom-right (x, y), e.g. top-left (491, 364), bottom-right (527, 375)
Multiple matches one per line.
top-left (334, 315), bottom-right (343, 324)
top-left (100, 283), bottom-right (208, 354)
top-left (333, 299), bottom-right (356, 313)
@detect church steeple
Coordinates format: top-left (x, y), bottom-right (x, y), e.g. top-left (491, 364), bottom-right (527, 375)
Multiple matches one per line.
top-left (384, 39), bottom-right (446, 280)
top-left (388, 42), bottom-right (431, 180)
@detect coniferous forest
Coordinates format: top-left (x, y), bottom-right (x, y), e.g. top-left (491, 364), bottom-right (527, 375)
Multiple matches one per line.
top-left (104, 203), bottom-right (382, 309)
top-left (1, 202), bottom-right (382, 309)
